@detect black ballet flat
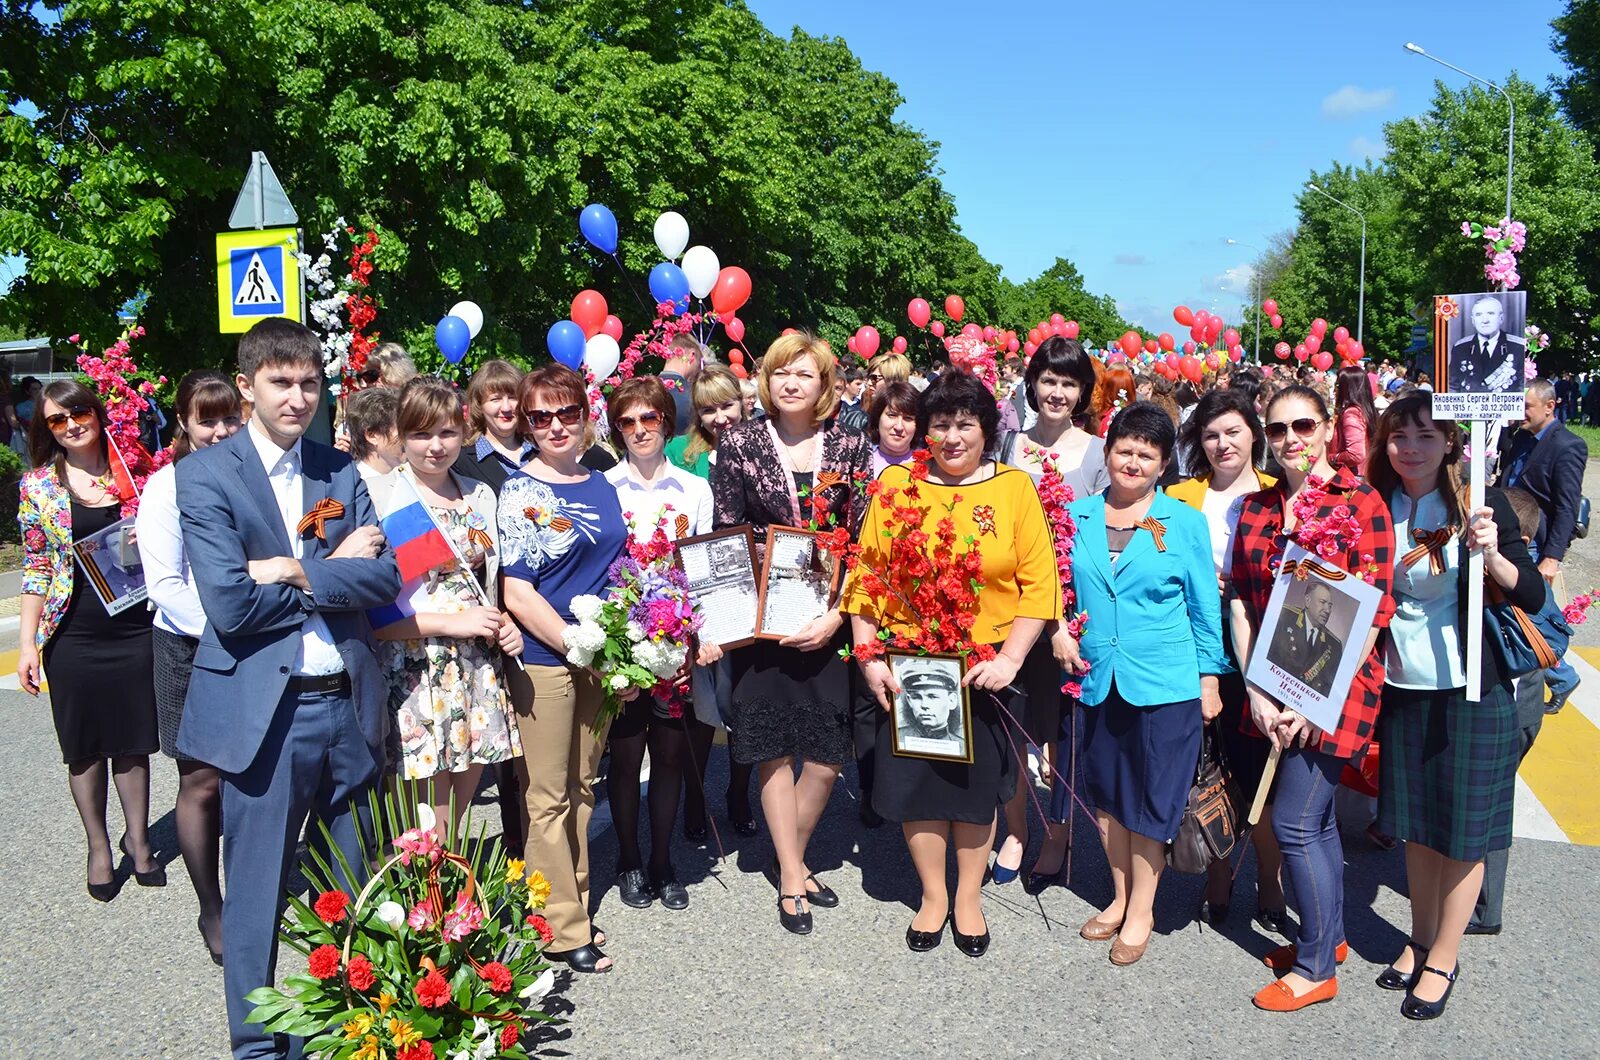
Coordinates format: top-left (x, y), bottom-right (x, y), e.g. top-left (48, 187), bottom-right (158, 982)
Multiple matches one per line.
top-left (86, 872), bottom-right (122, 904)
top-left (951, 917), bottom-right (990, 958)
top-left (778, 894), bottom-right (812, 935)
top-left (198, 916), bottom-right (224, 967)
top-left (803, 874), bottom-right (838, 909)
top-left (651, 872), bottom-right (689, 911)
top-left (616, 868), bottom-right (653, 908)
top-left (1377, 940), bottom-right (1428, 991)
top-left (1401, 963), bottom-right (1458, 1021)
top-left (1024, 865), bottom-right (1066, 896)
top-left (727, 794), bottom-right (759, 837)
top-left (906, 917), bottom-right (945, 952)
top-left (119, 836), bottom-right (166, 888)
top-left (548, 943), bottom-right (612, 974)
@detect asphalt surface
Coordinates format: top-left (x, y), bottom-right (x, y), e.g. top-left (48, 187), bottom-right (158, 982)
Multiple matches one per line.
top-left (5, 460), bottom-right (1600, 1058)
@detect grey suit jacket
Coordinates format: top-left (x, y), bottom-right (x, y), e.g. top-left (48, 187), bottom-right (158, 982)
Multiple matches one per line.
top-left (175, 429), bottom-right (401, 774)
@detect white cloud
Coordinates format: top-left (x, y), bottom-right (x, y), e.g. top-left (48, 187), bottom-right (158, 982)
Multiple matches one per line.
top-left (1205, 265), bottom-right (1257, 296)
top-left (1349, 135), bottom-right (1385, 160)
top-left (1113, 253), bottom-right (1148, 266)
top-left (1320, 85), bottom-right (1396, 120)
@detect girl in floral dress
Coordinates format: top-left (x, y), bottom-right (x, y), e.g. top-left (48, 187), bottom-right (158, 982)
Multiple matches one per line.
top-left (375, 378), bottom-right (525, 833)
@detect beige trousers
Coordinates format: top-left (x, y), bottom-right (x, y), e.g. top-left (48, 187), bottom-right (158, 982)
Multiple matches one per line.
top-left (510, 662), bottom-right (608, 951)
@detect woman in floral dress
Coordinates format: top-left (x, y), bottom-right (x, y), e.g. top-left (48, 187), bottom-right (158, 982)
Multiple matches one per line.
top-left (375, 379), bottom-right (525, 833)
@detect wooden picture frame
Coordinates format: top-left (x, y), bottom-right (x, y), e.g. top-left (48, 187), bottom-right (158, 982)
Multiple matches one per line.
top-left (673, 526), bottom-right (761, 651)
top-left (887, 651), bottom-right (974, 764)
top-left (754, 525), bottom-right (845, 642)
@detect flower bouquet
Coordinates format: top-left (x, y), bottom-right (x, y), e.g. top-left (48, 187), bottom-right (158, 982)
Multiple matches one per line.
top-left (244, 790), bottom-right (556, 1059)
top-left (70, 324), bottom-right (171, 516)
top-left (562, 518), bottom-right (703, 726)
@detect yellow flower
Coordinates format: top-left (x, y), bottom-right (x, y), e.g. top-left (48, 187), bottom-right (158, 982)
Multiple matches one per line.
top-left (504, 858), bottom-right (526, 886)
top-left (526, 869), bottom-right (552, 909)
top-left (351, 1034), bottom-right (384, 1060)
top-left (387, 1017), bottom-right (422, 1049)
top-left (342, 1013), bottom-right (375, 1040)
top-left (375, 991), bottom-right (398, 1016)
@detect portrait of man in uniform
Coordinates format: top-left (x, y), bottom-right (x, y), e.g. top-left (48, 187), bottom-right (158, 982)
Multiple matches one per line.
top-left (1266, 581), bottom-right (1346, 699)
top-left (1449, 293), bottom-right (1526, 394)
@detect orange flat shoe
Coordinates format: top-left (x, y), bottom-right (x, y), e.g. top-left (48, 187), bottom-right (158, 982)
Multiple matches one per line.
top-left (1252, 976), bottom-right (1338, 1012)
top-left (1262, 939), bottom-right (1349, 973)
top-left (1109, 934), bottom-right (1149, 966)
top-left (1080, 917), bottom-right (1122, 942)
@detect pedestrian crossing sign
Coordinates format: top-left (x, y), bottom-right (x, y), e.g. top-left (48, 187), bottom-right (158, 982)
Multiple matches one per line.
top-left (215, 228), bottom-right (301, 334)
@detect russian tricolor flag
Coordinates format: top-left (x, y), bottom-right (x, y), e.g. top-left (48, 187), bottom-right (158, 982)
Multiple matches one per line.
top-left (380, 472), bottom-right (457, 583)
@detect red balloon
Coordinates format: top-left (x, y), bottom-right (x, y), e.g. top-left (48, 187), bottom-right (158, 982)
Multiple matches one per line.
top-left (1348, 340), bottom-right (1365, 361)
top-left (1023, 341), bottom-right (1037, 356)
top-left (930, 321), bottom-right (945, 338)
top-left (1333, 325), bottom-right (1350, 344)
top-left (1311, 351), bottom-right (1334, 371)
top-left (1143, 338), bottom-right (1159, 354)
top-left (1294, 344), bottom-right (1309, 362)
top-left (892, 336), bottom-right (907, 354)
top-left (1269, 313), bottom-right (1283, 329)
top-left (1306, 332), bottom-right (1323, 353)
top-left (1229, 346), bottom-right (1244, 362)
top-left (1006, 337), bottom-right (1020, 353)
top-left (1223, 328), bottom-right (1241, 348)
top-left (1028, 327), bottom-right (1043, 345)
top-left (1190, 323), bottom-right (1205, 344)
top-left (1157, 332), bottom-right (1175, 351)
top-left (1310, 317), bottom-right (1328, 335)
top-left (1050, 313), bottom-right (1064, 325)
top-left (944, 295), bottom-right (966, 322)
top-left (1206, 353), bottom-right (1221, 371)
top-left (570, 289), bottom-right (608, 339)
top-left (710, 266), bottom-right (752, 316)
top-left (728, 348), bottom-right (744, 365)
top-left (1119, 330), bottom-right (1142, 357)
top-left (781, 327), bottom-right (798, 336)
top-left (1182, 341), bottom-right (1196, 355)
top-left (1262, 298), bottom-right (1279, 316)
top-left (961, 323), bottom-right (982, 339)
top-left (729, 362), bottom-right (749, 379)
top-left (846, 336), bottom-right (858, 354)
top-left (855, 325), bottom-right (881, 358)
top-left (1179, 356), bottom-right (1204, 383)
top-left (725, 316), bottom-right (746, 344)
top-left (601, 314), bottom-right (624, 341)
top-left (1174, 305), bottom-right (1195, 326)
top-left (1274, 341), bottom-right (1291, 359)
top-left (907, 298), bottom-right (932, 329)
top-left (1063, 320), bottom-right (1080, 340)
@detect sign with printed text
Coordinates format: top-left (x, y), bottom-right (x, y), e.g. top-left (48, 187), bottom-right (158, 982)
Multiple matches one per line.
top-left (215, 227), bottom-right (301, 333)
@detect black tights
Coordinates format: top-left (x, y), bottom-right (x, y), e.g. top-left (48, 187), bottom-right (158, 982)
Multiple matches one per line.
top-left (610, 714), bottom-right (694, 878)
top-left (176, 761), bottom-right (224, 952)
top-left (67, 755), bottom-right (155, 881)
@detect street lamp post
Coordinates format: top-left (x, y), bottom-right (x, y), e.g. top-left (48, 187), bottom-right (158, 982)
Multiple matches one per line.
top-left (1225, 238), bottom-right (1261, 362)
top-left (1404, 42), bottom-right (1514, 226)
top-left (1305, 183), bottom-right (1367, 345)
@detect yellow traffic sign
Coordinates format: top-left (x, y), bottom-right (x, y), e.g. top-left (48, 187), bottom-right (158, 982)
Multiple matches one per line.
top-left (216, 228), bottom-right (301, 334)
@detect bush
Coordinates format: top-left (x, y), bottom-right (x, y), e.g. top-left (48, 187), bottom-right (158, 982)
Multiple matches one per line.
top-left (0, 444), bottom-right (22, 544)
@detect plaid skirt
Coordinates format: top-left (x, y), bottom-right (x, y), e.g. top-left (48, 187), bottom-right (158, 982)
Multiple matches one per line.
top-left (1375, 683), bottom-right (1517, 861)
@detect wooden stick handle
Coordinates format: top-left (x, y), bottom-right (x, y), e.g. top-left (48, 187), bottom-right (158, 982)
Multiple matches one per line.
top-left (1248, 744), bottom-right (1282, 827)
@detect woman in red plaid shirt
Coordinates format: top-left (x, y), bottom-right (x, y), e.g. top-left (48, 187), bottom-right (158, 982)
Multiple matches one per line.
top-left (1229, 385), bottom-right (1395, 1013)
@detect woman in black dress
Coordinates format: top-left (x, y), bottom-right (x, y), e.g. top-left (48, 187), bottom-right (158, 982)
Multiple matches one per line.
top-left (16, 381), bottom-right (162, 901)
top-left (709, 332), bottom-right (873, 935)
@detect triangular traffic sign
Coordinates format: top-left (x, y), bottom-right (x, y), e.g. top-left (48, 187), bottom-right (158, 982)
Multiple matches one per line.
top-left (228, 151), bottom-right (299, 229)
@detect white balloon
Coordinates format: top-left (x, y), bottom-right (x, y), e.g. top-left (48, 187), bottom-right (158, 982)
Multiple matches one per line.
top-left (583, 333), bottom-right (622, 381)
top-left (653, 211), bottom-right (690, 261)
top-left (681, 245), bottom-right (720, 299)
top-left (448, 300), bottom-right (484, 339)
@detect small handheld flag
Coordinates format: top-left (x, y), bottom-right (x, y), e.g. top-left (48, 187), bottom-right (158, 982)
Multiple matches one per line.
top-left (380, 472), bottom-right (457, 582)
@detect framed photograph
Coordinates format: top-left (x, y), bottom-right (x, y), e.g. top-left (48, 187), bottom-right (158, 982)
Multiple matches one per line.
top-left (72, 516), bottom-right (148, 616)
top-left (674, 526), bottom-right (759, 650)
top-left (754, 525), bottom-right (843, 641)
top-left (888, 652), bottom-right (974, 764)
top-left (1432, 290), bottom-right (1527, 422)
top-left (1244, 544), bottom-right (1382, 736)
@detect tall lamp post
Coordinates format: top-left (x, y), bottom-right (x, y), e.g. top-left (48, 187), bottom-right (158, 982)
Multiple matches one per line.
top-left (1306, 183), bottom-right (1367, 345)
top-left (1225, 238), bottom-right (1261, 362)
top-left (1404, 42), bottom-right (1514, 226)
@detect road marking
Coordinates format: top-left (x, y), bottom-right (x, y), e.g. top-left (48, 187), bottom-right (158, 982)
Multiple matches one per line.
top-left (0, 647), bottom-right (45, 692)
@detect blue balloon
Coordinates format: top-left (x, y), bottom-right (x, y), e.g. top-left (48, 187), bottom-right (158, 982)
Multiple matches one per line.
top-left (435, 314), bottom-right (471, 364)
top-left (579, 203), bottom-right (618, 255)
top-left (546, 320), bottom-right (586, 370)
top-left (648, 262), bottom-right (691, 314)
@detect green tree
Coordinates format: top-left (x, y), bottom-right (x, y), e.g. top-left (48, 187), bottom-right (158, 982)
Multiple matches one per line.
top-left (1551, 0), bottom-right (1600, 146)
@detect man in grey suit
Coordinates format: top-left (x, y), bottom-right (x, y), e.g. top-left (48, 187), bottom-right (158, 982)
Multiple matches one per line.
top-left (177, 318), bottom-right (400, 1059)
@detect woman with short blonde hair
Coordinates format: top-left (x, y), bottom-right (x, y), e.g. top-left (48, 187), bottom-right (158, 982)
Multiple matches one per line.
top-left (758, 333), bottom-right (840, 425)
top-left (367, 342), bottom-right (417, 389)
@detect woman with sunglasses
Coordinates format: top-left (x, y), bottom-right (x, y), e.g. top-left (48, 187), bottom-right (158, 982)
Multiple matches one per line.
top-left (1229, 385), bottom-right (1395, 1012)
top-left (602, 378), bottom-right (714, 911)
top-left (1167, 389), bottom-right (1285, 932)
top-left (1367, 393), bottom-right (1542, 1021)
top-left (135, 370), bottom-right (242, 960)
top-left (17, 382), bottom-right (163, 902)
top-left (710, 332), bottom-right (873, 935)
top-left (498, 365), bottom-right (630, 974)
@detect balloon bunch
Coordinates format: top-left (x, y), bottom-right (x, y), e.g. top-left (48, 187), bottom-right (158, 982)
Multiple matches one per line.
top-left (1261, 297), bottom-right (1284, 330)
top-left (1023, 314), bottom-right (1081, 357)
top-left (434, 300), bottom-right (483, 365)
top-left (1270, 316), bottom-right (1362, 370)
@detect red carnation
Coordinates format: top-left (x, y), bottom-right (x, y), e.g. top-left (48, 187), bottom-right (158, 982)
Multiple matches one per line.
top-left (313, 889), bottom-right (350, 924)
top-left (525, 914), bottom-right (555, 944)
top-left (479, 961), bottom-right (513, 993)
top-left (346, 953), bottom-right (376, 992)
top-left (500, 1019), bottom-right (522, 1050)
top-left (307, 944), bottom-right (341, 980)
top-left (415, 968), bottom-right (452, 1009)
top-left (396, 1042), bottom-right (435, 1060)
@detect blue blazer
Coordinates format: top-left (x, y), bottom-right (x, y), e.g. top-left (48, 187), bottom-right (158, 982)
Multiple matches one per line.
top-left (1068, 489), bottom-right (1226, 708)
top-left (174, 429), bottom-right (401, 774)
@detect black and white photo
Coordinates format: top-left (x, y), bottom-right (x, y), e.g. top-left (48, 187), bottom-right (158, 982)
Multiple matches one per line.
top-left (888, 652), bottom-right (973, 763)
top-left (675, 527), bottom-right (760, 649)
top-left (756, 525), bottom-right (841, 640)
top-left (1433, 290), bottom-right (1527, 421)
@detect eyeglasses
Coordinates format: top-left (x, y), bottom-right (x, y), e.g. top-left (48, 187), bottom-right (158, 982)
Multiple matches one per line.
top-left (867, 373), bottom-right (884, 384)
top-left (45, 406), bottom-right (96, 432)
top-left (523, 404), bottom-right (583, 430)
top-left (1264, 417), bottom-right (1324, 442)
top-left (356, 368), bottom-right (382, 385)
top-left (614, 410), bottom-right (663, 433)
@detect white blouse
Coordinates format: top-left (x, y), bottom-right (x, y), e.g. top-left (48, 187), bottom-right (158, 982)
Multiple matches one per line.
top-left (135, 462), bottom-right (207, 638)
top-left (604, 460), bottom-right (714, 544)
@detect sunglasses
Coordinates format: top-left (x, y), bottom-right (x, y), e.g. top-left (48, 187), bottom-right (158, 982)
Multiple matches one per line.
top-left (45, 406), bottom-right (96, 432)
top-left (356, 368), bottom-right (382, 384)
top-left (867, 373), bottom-right (884, 384)
top-left (615, 410), bottom-right (663, 433)
top-left (1264, 417), bottom-right (1324, 442)
top-left (524, 404), bottom-right (583, 430)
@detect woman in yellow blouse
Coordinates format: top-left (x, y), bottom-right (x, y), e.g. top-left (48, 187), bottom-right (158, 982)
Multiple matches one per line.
top-left (844, 371), bottom-right (1060, 958)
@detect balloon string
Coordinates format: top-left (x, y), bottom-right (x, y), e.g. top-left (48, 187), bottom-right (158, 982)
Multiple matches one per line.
top-left (676, 710), bottom-right (731, 889)
top-left (986, 690), bottom-right (1101, 879)
top-left (609, 253), bottom-right (653, 315)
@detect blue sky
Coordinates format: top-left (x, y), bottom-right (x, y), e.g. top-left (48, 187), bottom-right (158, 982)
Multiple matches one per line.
top-left (747, 0), bottom-right (1572, 332)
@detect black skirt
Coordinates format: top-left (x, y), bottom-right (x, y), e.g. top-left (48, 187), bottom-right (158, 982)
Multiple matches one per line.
top-left (872, 684), bottom-right (1021, 826)
top-left (152, 627), bottom-right (199, 760)
top-left (1082, 686), bottom-right (1202, 843)
top-left (728, 636), bottom-right (852, 766)
top-left (1019, 636), bottom-right (1073, 747)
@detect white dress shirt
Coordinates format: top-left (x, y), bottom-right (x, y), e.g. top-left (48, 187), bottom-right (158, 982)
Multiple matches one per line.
top-left (135, 462), bottom-right (207, 637)
top-left (604, 458), bottom-right (714, 543)
top-left (247, 422), bottom-right (345, 676)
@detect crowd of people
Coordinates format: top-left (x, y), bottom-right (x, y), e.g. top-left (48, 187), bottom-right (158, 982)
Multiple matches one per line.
top-left (15, 316), bottom-right (1587, 1056)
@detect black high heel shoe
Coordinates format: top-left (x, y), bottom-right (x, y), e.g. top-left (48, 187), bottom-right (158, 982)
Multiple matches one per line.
top-left (951, 915), bottom-right (990, 958)
top-left (548, 943), bottom-right (612, 974)
top-left (1401, 963), bottom-right (1458, 1021)
top-left (777, 894), bottom-right (812, 935)
top-left (1377, 940), bottom-right (1428, 991)
top-left (727, 793), bottom-right (758, 837)
top-left (119, 835), bottom-right (166, 888)
top-left (906, 917), bottom-right (945, 952)
top-left (86, 854), bottom-right (121, 904)
top-left (198, 916), bottom-right (224, 967)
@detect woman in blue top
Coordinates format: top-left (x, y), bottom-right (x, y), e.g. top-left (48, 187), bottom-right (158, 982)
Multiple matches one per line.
top-left (499, 364), bottom-right (629, 975)
top-left (1059, 402), bottom-right (1226, 966)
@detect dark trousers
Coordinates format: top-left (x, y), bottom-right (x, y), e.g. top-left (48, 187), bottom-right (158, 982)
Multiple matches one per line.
top-left (221, 687), bottom-right (380, 1059)
top-left (1272, 746), bottom-right (1347, 980)
top-left (1473, 674), bottom-right (1546, 929)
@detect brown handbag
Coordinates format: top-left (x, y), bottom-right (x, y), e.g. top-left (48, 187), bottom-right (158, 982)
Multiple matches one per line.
top-left (1168, 724), bottom-right (1239, 875)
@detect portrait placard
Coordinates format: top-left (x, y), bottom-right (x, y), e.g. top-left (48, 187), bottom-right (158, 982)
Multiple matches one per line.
top-left (754, 525), bottom-right (843, 641)
top-left (673, 527), bottom-right (759, 650)
top-left (1432, 290), bottom-right (1527, 422)
top-left (1244, 544), bottom-right (1382, 736)
top-left (888, 652), bottom-right (974, 764)
top-left (72, 516), bottom-right (148, 616)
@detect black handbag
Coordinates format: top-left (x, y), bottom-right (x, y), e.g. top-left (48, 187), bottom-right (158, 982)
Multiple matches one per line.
top-left (1168, 724), bottom-right (1239, 875)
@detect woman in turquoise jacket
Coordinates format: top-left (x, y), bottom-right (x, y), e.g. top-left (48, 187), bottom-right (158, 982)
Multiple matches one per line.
top-left (1060, 402), bottom-right (1226, 966)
